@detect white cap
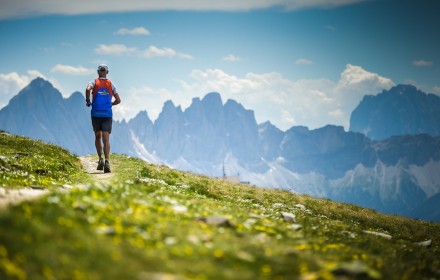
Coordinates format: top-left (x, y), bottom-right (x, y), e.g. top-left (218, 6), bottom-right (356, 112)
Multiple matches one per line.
top-left (97, 64), bottom-right (108, 71)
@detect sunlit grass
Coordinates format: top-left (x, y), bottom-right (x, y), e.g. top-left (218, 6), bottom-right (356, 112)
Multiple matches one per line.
top-left (0, 134), bottom-right (439, 279)
top-left (0, 131), bottom-right (87, 189)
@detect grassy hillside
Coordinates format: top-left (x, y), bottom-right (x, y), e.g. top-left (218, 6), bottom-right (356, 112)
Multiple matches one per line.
top-left (0, 132), bottom-right (439, 280)
top-left (0, 132), bottom-right (85, 189)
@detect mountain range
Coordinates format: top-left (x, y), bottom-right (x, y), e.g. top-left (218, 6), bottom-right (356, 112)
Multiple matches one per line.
top-left (350, 84), bottom-right (440, 140)
top-left (1, 78), bottom-right (439, 222)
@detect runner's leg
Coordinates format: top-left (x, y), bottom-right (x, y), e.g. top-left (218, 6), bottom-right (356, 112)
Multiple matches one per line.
top-left (102, 131), bottom-right (110, 160)
top-left (95, 131), bottom-right (103, 158)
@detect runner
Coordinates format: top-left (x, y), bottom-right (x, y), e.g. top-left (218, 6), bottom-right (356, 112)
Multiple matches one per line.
top-left (85, 64), bottom-right (121, 173)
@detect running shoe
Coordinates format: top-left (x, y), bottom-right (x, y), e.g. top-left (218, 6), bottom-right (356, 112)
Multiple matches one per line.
top-left (104, 160), bottom-right (111, 173)
top-left (97, 158), bottom-right (104, 170)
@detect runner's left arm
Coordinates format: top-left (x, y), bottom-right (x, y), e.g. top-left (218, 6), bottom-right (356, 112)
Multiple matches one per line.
top-left (112, 93), bottom-right (121, 106)
top-left (111, 84), bottom-right (121, 106)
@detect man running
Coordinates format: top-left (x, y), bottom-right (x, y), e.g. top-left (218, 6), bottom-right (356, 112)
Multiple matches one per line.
top-left (85, 64), bottom-right (121, 173)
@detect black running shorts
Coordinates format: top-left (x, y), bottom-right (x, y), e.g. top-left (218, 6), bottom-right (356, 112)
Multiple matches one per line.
top-left (91, 117), bottom-right (113, 133)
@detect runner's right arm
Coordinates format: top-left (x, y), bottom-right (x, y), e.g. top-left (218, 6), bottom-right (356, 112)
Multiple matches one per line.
top-left (85, 82), bottom-right (94, 107)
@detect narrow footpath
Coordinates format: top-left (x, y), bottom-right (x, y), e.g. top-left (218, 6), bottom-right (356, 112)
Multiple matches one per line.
top-left (79, 155), bottom-right (114, 183)
top-left (0, 156), bottom-right (113, 207)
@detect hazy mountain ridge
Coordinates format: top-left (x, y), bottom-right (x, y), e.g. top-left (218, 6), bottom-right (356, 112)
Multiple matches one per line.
top-left (350, 84), bottom-right (440, 140)
top-left (0, 78), bottom-right (94, 154)
top-left (1, 78), bottom-right (439, 222)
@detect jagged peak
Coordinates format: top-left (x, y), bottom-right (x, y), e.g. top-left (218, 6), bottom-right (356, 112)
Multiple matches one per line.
top-left (259, 121), bottom-right (273, 128)
top-left (316, 124), bottom-right (346, 133)
top-left (134, 110), bottom-right (150, 119)
top-left (350, 84), bottom-right (440, 140)
top-left (67, 91), bottom-right (84, 100)
top-left (162, 100), bottom-right (176, 109)
top-left (129, 110), bottom-right (153, 125)
top-left (258, 121), bottom-right (283, 135)
top-left (202, 92), bottom-right (223, 105)
top-left (286, 125), bottom-right (309, 134)
top-left (224, 98), bottom-right (247, 111)
top-left (24, 77), bottom-right (55, 91)
top-left (19, 77), bottom-right (59, 95)
top-left (392, 83), bottom-right (418, 91)
top-left (259, 121), bottom-right (281, 130)
top-left (8, 77), bottom-right (62, 107)
top-left (364, 84), bottom-right (421, 100)
top-left (384, 84), bottom-right (425, 96)
top-left (191, 97), bottom-right (201, 103)
top-left (29, 76), bottom-right (49, 85)
top-left (158, 100), bottom-right (183, 118)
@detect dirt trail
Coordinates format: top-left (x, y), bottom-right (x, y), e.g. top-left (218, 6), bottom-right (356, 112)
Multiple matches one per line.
top-left (0, 156), bottom-right (113, 208)
top-left (79, 156), bottom-right (114, 183)
top-left (0, 187), bottom-right (49, 207)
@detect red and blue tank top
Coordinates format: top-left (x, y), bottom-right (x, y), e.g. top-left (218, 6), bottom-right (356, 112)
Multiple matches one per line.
top-left (91, 78), bottom-right (114, 117)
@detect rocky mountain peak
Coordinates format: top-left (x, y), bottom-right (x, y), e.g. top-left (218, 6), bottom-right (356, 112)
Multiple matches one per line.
top-left (202, 92), bottom-right (223, 106)
top-left (258, 121), bottom-right (281, 133)
top-left (67, 91), bottom-right (85, 102)
top-left (161, 100), bottom-right (181, 112)
top-left (388, 84), bottom-right (419, 94)
top-left (27, 77), bottom-right (51, 89)
top-left (10, 77), bottom-right (61, 105)
top-left (350, 84), bottom-right (440, 140)
top-left (129, 110), bottom-right (153, 127)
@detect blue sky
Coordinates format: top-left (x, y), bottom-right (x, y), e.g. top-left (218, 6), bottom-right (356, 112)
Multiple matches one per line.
top-left (0, 0), bottom-right (439, 130)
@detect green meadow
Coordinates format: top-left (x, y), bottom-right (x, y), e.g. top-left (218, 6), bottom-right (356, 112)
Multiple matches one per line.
top-left (0, 132), bottom-right (439, 280)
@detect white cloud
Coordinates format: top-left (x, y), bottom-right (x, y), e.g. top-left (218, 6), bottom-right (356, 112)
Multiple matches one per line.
top-left (118, 64), bottom-right (394, 130)
top-left (223, 54), bottom-right (241, 62)
top-left (283, 0), bottom-right (367, 11)
top-left (0, 70), bottom-right (46, 108)
top-left (50, 64), bottom-right (95, 75)
top-left (413, 60), bottom-right (433, 67)
top-left (95, 44), bottom-right (137, 56)
top-left (95, 44), bottom-right (193, 59)
top-left (337, 64), bottom-right (394, 91)
top-left (328, 109), bottom-right (343, 117)
top-left (433, 86), bottom-right (440, 95)
top-left (295, 58), bottom-right (313, 65)
top-left (163, 64), bottom-right (394, 130)
top-left (140, 46), bottom-right (194, 60)
top-left (281, 109), bottom-right (296, 126)
top-left (0, 0), bottom-right (368, 19)
top-left (115, 27), bottom-right (150, 36)
top-left (332, 64), bottom-right (394, 127)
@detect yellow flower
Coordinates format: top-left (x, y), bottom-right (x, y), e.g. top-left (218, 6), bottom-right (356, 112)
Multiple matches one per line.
top-left (135, 237), bottom-right (145, 248)
top-left (214, 249), bottom-right (224, 258)
top-left (0, 257), bottom-right (27, 280)
top-left (114, 221), bottom-right (124, 235)
top-left (261, 264), bottom-right (271, 275)
top-left (295, 243), bottom-right (310, 251)
top-left (183, 245), bottom-right (194, 256)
